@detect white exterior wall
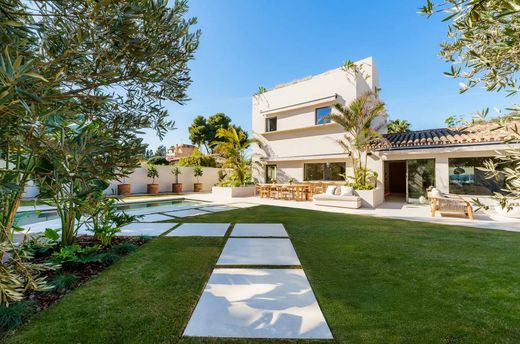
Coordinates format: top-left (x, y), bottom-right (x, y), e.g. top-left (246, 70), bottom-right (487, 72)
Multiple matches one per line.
top-left (252, 57), bottom-right (383, 183)
top-left (105, 166), bottom-right (221, 195)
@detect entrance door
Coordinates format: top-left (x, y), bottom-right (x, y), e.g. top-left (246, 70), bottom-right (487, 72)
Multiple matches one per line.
top-left (406, 159), bottom-right (435, 203)
top-left (388, 162), bottom-right (406, 195)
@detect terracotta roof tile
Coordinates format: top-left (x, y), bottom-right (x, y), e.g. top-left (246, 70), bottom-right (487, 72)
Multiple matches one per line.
top-left (373, 120), bottom-right (520, 150)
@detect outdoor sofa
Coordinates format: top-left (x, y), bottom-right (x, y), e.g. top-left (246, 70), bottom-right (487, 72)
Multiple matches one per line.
top-left (313, 185), bottom-right (362, 209)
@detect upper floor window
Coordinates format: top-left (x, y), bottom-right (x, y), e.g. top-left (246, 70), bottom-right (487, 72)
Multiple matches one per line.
top-left (265, 117), bottom-right (277, 132)
top-left (315, 106), bottom-right (331, 125)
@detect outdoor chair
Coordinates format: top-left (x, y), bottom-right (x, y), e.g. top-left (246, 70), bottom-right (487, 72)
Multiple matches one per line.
top-left (431, 194), bottom-right (474, 220)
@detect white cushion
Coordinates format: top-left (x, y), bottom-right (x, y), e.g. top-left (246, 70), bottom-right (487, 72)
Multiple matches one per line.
top-left (325, 185), bottom-right (336, 196)
top-left (339, 186), bottom-right (353, 196)
top-left (431, 188), bottom-right (442, 198)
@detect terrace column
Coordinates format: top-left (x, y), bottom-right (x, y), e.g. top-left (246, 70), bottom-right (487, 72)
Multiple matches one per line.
top-left (435, 156), bottom-right (450, 193)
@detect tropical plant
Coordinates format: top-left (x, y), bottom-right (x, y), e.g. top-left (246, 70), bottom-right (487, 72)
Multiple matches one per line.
top-left (387, 119), bottom-right (411, 134)
top-left (84, 196), bottom-right (135, 247)
top-left (326, 91), bottom-right (386, 189)
top-left (213, 127), bottom-right (252, 187)
top-left (193, 166), bottom-right (203, 183)
top-left (147, 165), bottom-right (159, 184)
top-left (171, 166), bottom-right (182, 184)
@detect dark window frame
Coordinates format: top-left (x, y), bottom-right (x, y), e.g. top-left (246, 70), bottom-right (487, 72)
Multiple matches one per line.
top-left (304, 162), bottom-right (345, 181)
top-left (315, 106), bottom-right (332, 125)
top-left (265, 117), bottom-right (277, 132)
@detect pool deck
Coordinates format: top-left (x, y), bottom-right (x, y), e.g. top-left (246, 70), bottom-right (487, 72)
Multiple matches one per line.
top-left (16, 192), bottom-right (520, 233)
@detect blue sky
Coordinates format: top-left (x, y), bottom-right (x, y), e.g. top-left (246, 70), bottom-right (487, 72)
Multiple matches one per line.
top-left (144, 0), bottom-right (513, 151)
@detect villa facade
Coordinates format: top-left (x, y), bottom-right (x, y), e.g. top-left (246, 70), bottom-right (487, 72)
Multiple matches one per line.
top-left (251, 57), bottom-right (519, 205)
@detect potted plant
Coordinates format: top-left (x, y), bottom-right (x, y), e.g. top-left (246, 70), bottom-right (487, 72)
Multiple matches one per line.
top-left (117, 168), bottom-right (132, 196)
top-left (171, 166), bottom-right (183, 193)
top-left (146, 164), bottom-right (160, 194)
top-left (193, 166), bottom-right (203, 192)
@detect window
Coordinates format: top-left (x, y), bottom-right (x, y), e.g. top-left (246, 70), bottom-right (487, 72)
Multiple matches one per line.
top-left (266, 165), bottom-right (277, 183)
top-left (265, 117), bottom-right (277, 132)
top-left (449, 157), bottom-right (507, 195)
top-left (315, 106), bottom-right (331, 125)
top-left (304, 162), bottom-right (345, 181)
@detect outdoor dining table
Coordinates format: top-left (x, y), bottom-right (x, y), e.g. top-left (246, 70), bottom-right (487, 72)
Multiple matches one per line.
top-left (259, 183), bottom-right (312, 201)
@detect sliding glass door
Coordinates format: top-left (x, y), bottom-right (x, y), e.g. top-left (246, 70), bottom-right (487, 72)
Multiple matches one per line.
top-left (406, 159), bottom-right (435, 203)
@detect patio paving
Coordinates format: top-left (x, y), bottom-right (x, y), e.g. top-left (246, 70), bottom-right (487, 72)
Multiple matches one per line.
top-left (135, 213), bottom-right (175, 223)
top-left (166, 223), bottom-right (230, 237)
top-left (117, 222), bottom-right (175, 236)
top-left (183, 268), bottom-right (332, 339)
top-left (231, 223), bottom-right (288, 237)
top-left (217, 238), bottom-right (300, 266)
top-left (164, 209), bottom-right (210, 218)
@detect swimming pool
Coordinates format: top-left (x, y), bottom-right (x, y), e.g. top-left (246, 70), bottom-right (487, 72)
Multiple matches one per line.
top-left (14, 198), bottom-right (206, 227)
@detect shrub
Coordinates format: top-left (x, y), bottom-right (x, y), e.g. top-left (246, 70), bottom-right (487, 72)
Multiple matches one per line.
top-left (178, 148), bottom-right (216, 167)
top-left (111, 242), bottom-right (137, 255)
top-left (50, 245), bottom-right (106, 268)
top-left (147, 156), bottom-right (170, 165)
top-left (0, 301), bottom-right (35, 331)
top-left (50, 273), bottom-right (78, 290)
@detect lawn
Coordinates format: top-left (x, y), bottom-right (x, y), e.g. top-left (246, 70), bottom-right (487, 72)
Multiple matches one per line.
top-left (4, 205), bottom-right (520, 343)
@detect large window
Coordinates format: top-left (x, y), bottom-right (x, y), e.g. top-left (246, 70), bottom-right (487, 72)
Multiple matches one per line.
top-left (265, 117), bottom-right (277, 132)
top-left (304, 162), bottom-right (345, 181)
top-left (315, 106), bottom-right (331, 125)
top-left (449, 157), bottom-right (506, 195)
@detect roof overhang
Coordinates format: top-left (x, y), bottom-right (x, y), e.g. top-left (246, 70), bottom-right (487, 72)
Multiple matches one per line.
top-left (260, 94), bottom-right (338, 117)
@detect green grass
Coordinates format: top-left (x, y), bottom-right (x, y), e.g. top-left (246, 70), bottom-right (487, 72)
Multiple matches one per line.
top-left (4, 206), bottom-right (520, 343)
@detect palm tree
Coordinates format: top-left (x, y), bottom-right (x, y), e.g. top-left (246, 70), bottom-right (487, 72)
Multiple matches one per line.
top-left (387, 119), bottom-right (411, 134)
top-left (213, 127), bottom-right (252, 186)
top-left (326, 91), bottom-right (386, 188)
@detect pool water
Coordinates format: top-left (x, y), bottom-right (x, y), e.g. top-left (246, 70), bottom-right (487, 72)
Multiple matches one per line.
top-left (14, 198), bottom-right (205, 227)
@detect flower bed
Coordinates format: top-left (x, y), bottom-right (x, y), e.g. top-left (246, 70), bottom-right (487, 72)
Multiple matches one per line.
top-left (0, 235), bottom-right (149, 336)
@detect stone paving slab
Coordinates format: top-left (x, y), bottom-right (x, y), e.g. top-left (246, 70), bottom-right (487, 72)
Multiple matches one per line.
top-left (199, 205), bottom-right (235, 213)
top-left (231, 223), bottom-right (288, 237)
top-left (135, 213), bottom-right (175, 223)
top-left (166, 223), bottom-right (230, 237)
top-left (164, 209), bottom-right (210, 218)
top-left (183, 268), bottom-right (332, 339)
top-left (117, 222), bottom-right (175, 237)
top-left (217, 238), bottom-right (300, 266)
top-left (226, 202), bottom-right (259, 209)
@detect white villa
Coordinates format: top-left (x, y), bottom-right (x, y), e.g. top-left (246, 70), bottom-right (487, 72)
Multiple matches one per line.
top-left (251, 57), bottom-right (519, 207)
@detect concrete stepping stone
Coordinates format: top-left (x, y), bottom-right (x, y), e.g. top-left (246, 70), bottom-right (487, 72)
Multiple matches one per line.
top-left (164, 209), bottom-right (210, 218)
top-left (217, 238), bottom-right (300, 266)
top-left (200, 205), bottom-right (235, 213)
top-left (184, 268), bottom-right (332, 339)
top-left (166, 223), bottom-right (230, 237)
top-left (231, 223), bottom-right (288, 237)
top-left (135, 213), bottom-right (175, 223)
top-left (117, 222), bottom-right (175, 237)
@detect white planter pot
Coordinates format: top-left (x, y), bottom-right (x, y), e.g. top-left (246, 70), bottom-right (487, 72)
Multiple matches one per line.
top-left (494, 205), bottom-right (520, 218)
top-left (212, 186), bottom-right (256, 198)
top-left (354, 188), bottom-right (384, 208)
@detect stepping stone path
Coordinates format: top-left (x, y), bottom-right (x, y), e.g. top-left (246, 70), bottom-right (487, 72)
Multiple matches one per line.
top-left (135, 213), bottom-right (175, 223)
top-left (217, 238), bottom-right (300, 266)
top-left (183, 223), bottom-right (333, 340)
top-left (231, 223), bottom-right (288, 237)
top-left (166, 223), bottom-right (230, 237)
top-left (117, 222), bottom-right (175, 237)
top-left (163, 209), bottom-right (210, 218)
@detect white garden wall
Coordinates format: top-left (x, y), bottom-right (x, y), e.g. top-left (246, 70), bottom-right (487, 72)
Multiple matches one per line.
top-left (105, 166), bottom-right (221, 195)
